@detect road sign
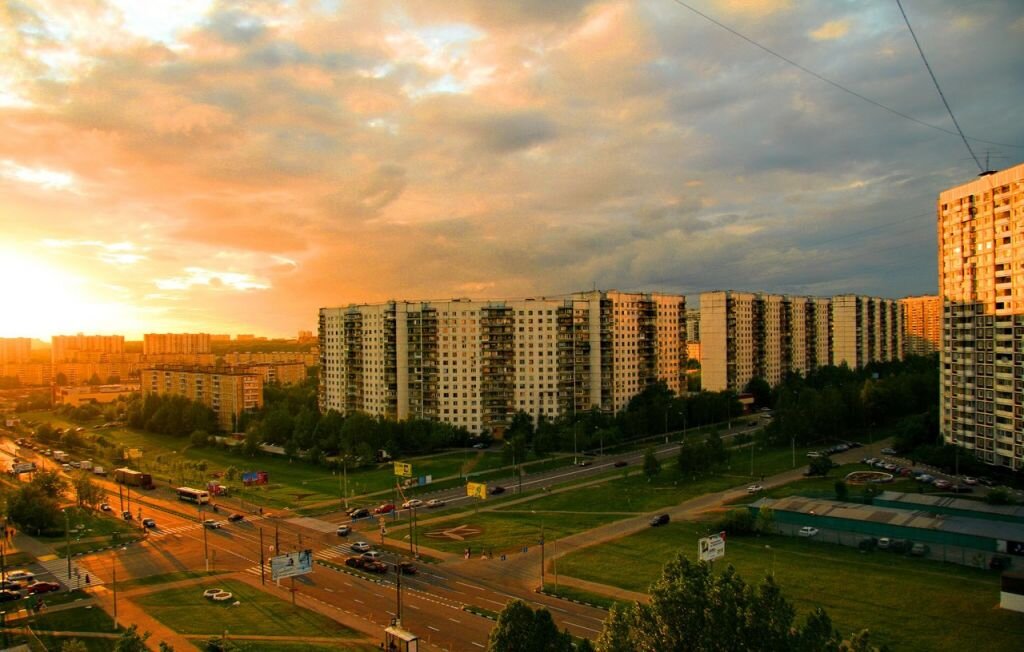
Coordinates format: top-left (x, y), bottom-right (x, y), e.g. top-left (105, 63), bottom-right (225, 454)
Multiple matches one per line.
top-left (270, 549), bottom-right (313, 581)
top-left (467, 482), bottom-right (487, 500)
top-left (698, 532), bottom-right (726, 562)
top-left (394, 462), bottom-right (413, 478)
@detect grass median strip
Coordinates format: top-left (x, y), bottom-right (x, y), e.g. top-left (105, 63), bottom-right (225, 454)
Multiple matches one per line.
top-left (118, 569), bottom-right (229, 590)
top-left (133, 579), bottom-right (361, 637)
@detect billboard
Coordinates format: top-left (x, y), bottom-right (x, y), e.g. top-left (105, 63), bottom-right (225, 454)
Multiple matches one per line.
top-left (698, 532), bottom-right (726, 562)
top-left (242, 471), bottom-right (269, 486)
top-left (394, 462), bottom-right (413, 478)
top-left (270, 549), bottom-right (313, 580)
top-left (467, 482), bottom-right (487, 500)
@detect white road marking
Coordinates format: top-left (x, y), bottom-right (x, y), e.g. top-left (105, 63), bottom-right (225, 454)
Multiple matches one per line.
top-left (427, 626), bottom-right (440, 632)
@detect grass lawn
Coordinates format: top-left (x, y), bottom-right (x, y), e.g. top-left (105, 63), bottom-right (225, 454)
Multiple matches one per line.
top-left (419, 510), bottom-right (623, 555)
top-left (37, 507), bottom-right (139, 543)
top-left (30, 604), bottom-right (119, 633)
top-left (32, 589), bottom-right (92, 607)
top-left (34, 636), bottom-right (115, 652)
top-left (558, 520), bottom-right (1024, 652)
top-left (118, 569), bottom-right (229, 590)
top-left (230, 642), bottom-right (379, 651)
top-left (57, 534), bottom-right (144, 558)
top-left (134, 579), bottom-right (361, 637)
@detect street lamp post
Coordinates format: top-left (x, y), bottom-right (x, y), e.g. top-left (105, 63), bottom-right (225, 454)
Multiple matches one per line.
top-left (199, 504), bottom-right (209, 571)
top-left (63, 509), bottom-right (71, 582)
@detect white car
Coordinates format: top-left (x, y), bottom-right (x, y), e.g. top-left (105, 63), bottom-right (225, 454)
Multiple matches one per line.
top-left (747, 484), bottom-right (764, 494)
top-left (402, 499), bottom-right (423, 509)
top-left (797, 526), bottom-right (819, 538)
top-left (426, 498), bottom-right (446, 508)
top-left (336, 525), bottom-right (351, 536)
top-left (350, 541), bottom-right (371, 553)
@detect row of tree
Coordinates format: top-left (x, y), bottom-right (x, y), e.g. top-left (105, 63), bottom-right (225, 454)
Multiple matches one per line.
top-left (489, 556), bottom-right (882, 651)
top-left (126, 393), bottom-right (218, 439)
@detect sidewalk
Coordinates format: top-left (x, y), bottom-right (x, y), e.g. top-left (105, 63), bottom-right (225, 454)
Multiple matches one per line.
top-left (86, 584), bottom-right (197, 651)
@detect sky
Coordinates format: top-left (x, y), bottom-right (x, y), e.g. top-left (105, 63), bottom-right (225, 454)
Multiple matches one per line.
top-left (1, 0), bottom-right (1023, 339)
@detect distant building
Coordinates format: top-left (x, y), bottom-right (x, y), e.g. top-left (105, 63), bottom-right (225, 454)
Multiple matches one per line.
top-left (235, 362), bottom-right (306, 386)
top-left (221, 351), bottom-right (319, 368)
top-left (56, 384), bottom-right (139, 407)
top-left (939, 162), bottom-right (1024, 469)
top-left (319, 290), bottom-right (687, 435)
top-left (700, 291), bottom-right (900, 392)
top-left (297, 330), bottom-right (317, 343)
top-left (0, 362), bottom-right (51, 386)
top-left (235, 334), bottom-right (256, 342)
top-left (51, 334), bottom-right (124, 362)
top-left (685, 341), bottom-right (701, 366)
top-left (900, 295), bottom-right (941, 356)
top-left (143, 333), bottom-right (212, 355)
top-left (210, 334), bottom-right (232, 342)
top-left (0, 338), bottom-right (32, 365)
top-left (140, 365), bottom-right (263, 431)
top-left (684, 309), bottom-right (700, 342)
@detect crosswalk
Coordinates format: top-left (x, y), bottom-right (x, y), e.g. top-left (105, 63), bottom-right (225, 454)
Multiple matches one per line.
top-left (241, 543), bottom-right (352, 578)
top-left (148, 515), bottom-right (268, 539)
top-left (38, 557), bottom-right (103, 588)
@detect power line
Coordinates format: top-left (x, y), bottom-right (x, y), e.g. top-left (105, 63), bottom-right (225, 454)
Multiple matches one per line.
top-left (667, 0), bottom-right (1023, 150)
top-left (895, 0), bottom-right (984, 173)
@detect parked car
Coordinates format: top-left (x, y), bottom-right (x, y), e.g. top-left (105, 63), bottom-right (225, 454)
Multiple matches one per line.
top-left (746, 484), bottom-right (764, 494)
top-left (100, 503), bottom-right (111, 512)
top-left (910, 543), bottom-right (929, 557)
top-left (806, 451), bottom-right (822, 458)
top-left (0, 591), bottom-right (20, 603)
top-left (27, 581), bottom-right (60, 595)
top-left (613, 460), bottom-right (628, 468)
top-left (142, 518), bottom-right (157, 529)
top-left (881, 447), bottom-right (896, 455)
top-left (917, 474), bottom-right (934, 484)
top-left (877, 537), bottom-right (891, 550)
top-left (426, 499), bottom-right (446, 508)
top-left (402, 499), bottom-right (423, 509)
top-left (4, 570), bottom-right (34, 584)
top-left (649, 513), bottom-right (670, 527)
top-left (797, 526), bottom-right (819, 538)
top-left (350, 541), bottom-right (371, 553)
top-left (489, 486), bottom-right (506, 495)
top-left (373, 503), bottom-right (396, 515)
top-left (350, 508), bottom-right (370, 519)
top-left (858, 537), bottom-right (878, 551)
top-left (472, 442), bottom-right (488, 449)
top-left (962, 476), bottom-right (978, 486)
top-left (890, 538), bottom-right (909, 553)
top-left (933, 479), bottom-right (951, 490)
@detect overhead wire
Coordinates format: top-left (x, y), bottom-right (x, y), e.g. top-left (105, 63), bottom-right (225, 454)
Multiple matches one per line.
top-left (666, 0), bottom-right (1023, 150)
top-left (895, 0), bottom-right (985, 173)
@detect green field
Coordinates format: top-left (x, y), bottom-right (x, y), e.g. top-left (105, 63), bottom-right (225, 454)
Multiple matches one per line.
top-left (38, 506), bottom-right (140, 543)
top-left (417, 510), bottom-right (623, 555)
top-left (557, 520), bottom-right (1023, 652)
top-left (29, 603), bottom-right (119, 633)
top-left (134, 579), bottom-right (362, 637)
top-left (228, 642), bottom-right (379, 652)
top-left (117, 569), bottom-right (229, 590)
top-left (34, 636), bottom-right (116, 652)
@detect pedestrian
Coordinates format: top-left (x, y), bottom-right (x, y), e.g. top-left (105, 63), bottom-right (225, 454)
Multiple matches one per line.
top-left (85, 574), bottom-right (90, 585)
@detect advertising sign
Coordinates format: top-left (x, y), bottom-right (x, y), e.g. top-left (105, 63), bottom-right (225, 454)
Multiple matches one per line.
top-left (242, 471), bottom-right (269, 486)
top-left (698, 532), bottom-right (726, 562)
top-left (467, 482), bottom-right (487, 500)
top-left (394, 462), bottom-right (413, 478)
top-left (270, 549), bottom-right (313, 581)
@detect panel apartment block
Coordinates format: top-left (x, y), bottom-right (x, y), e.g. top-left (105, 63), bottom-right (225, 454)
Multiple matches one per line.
top-left (700, 291), bottom-right (901, 392)
top-left (143, 333), bottom-right (212, 355)
top-left (938, 162), bottom-right (1024, 469)
top-left (900, 295), bottom-right (942, 356)
top-left (140, 365), bottom-right (263, 432)
top-left (319, 291), bottom-right (686, 435)
top-left (51, 334), bottom-right (124, 362)
top-left (0, 338), bottom-right (31, 365)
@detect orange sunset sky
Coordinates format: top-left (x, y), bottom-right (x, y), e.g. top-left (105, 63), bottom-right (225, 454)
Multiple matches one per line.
top-left (2, 1), bottom-right (1022, 339)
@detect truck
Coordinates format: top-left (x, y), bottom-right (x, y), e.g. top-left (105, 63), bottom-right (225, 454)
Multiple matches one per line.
top-left (92, 466), bottom-right (106, 476)
top-left (53, 451), bottom-right (69, 463)
top-left (114, 467), bottom-right (154, 489)
top-left (79, 460), bottom-right (93, 471)
top-left (10, 461), bottom-right (36, 475)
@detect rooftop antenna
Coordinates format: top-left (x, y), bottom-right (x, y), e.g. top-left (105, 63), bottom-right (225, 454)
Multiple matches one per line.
top-left (966, 150), bottom-right (1005, 177)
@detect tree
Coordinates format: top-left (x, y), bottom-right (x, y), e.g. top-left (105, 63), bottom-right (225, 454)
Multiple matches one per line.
top-left (488, 599), bottom-right (573, 652)
top-left (7, 484), bottom-right (61, 535)
top-left (243, 425), bottom-right (261, 456)
top-left (744, 377), bottom-right (772, 409)
top-left (87, 373), bottom-right (103, 386)
top-left (190, 430), bottom-right (211, 448)
top-left (807, 455), bottom-right (834, 477)
top-left (71, 472), bottom-right (104, 509)
top-left (642, 448), bottom-right (661, 481)
top-left (114, 625), bottom-right (151, 652)
top-left (159, 643), bottom-right (176, 652)
top-left (834, 480), bottom-right (849, 501)
top-left (592, 555), bottom-right (870, 652)
top-left (33, 469), bottom-right (68, 498)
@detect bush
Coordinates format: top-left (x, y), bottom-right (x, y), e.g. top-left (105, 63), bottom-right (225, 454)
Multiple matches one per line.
top-left (714, 509), bottom-right (756, 537)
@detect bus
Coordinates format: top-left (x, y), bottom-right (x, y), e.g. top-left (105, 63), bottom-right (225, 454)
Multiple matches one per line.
top-left (176, 487), bottom-right (210, 504)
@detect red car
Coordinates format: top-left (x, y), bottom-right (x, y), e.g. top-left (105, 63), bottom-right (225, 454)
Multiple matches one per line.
top-left (27, 581), bottom-right (60, 595)
top-left (373, 503), bottom-right (396, 515)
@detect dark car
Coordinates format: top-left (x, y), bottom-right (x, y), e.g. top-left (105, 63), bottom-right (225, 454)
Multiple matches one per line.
top-left (489, 486), bottom-right (506, 495)
top-left (649, 513), bottom-right (670, 527)
top-left (345, 556), bottom-right (364, 569)
top-left (227, 513), bottom-right (245, 522)
top-left (858, 537), bottom-right (878, 551)
top-left (121, 511), bottom-right (132, 521)
top-left (613, 460), bottom-right (628, 468)
top-left (142, 518), bottom-right (157, 529)
top-left (0, 590), bottom-right (20, 603)
top-left (27, 581), bottom-right (60, 595)
top-left (350, 508), bottom-right (370, 519)
top-left (363, 561), bottom-right (388, 574)
top-left (397, 561), bottom-right (417, 575)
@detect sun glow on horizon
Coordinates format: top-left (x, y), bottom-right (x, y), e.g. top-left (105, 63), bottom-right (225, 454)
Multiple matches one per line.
top-left (0, 248), bottom-right (145, 339)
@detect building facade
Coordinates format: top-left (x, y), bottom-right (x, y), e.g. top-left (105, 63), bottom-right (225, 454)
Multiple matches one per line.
top-left (319, 291), bottom-right (686, 435)
top-left (143, 333), bottom-right (212, 355)
top-left (140, 366), bottom-right (264, 431)
top-left (0, 338), bottom-right (32, 365)
top-left (938, 163), bottom-right (1024, 469)
top-left (700, 291), bottom-right (901, 392)
top-left (900, 295), bottom-right (942, 356)
top-left (51, 334), bottom-right (124, 362)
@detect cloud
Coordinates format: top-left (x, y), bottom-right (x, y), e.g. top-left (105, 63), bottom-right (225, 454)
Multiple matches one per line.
top-left (155, 267), bottom-right (270, 292)
top-left (809, 19), bottom-right (850, 41)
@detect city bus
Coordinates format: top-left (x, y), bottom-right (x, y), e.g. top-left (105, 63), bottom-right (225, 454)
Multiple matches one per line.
top-left (176, 487), bottom-right (211, 504)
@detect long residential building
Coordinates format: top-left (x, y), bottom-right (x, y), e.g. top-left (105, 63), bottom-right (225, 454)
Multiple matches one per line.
top-left (700, 291), bottom-right (902, 392)
top-left (0, 338), bottom-right (32, 365)
top-left (319, 291), bottom-right (686, 435)
top-left (143, 333), bottom-right (211, 355)
top-left (51, 334), bottom-right (124, 362)
top-left (140, 365), bottom-right (264, 432)
top-left (901, 295), bottom-right (942, 356)
top-left (938, 162), bottom-right (1024, 470)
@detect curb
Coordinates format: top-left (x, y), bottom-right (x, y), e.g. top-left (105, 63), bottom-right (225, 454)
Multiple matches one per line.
top-left (462, 605), bottom-right (497, 620)
top-left (535, 587), bottom-right (609, 611)
top-left (71, 537), bottom-right (144, 558)
top-left (314, 559), bottom-right (388, 586)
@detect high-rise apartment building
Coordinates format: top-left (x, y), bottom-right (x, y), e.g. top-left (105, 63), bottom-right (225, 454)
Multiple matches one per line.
top-left (938, 163), bottom-right (1024, 469)
top-left (900, 295), bottom-right (942, 356)
top-left (319, 291), bottom-right (686, 434)
top-left (700, 291), bottom-right (900, 392)
top-left (140, 365), bottom-right (263, 432)
top-left (51, 334), bottom-right (124, 362)
top-left (143, 333), bottom-right (211, 355)
top-left (685, 310), bottom-right (701, 342)
top-left (0, 338), bottom-right (32, 365)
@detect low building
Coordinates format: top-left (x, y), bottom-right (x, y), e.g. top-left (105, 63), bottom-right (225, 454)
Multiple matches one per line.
top-left (56, 384), bottom-right (139, 407)
top-left (140, 365), bottom-right (263, 432)
top-left (236, 362), bottom-right (306, 386)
